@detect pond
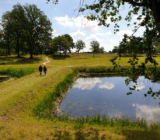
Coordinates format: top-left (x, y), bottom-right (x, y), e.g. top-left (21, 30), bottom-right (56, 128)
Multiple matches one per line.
top-left (0, 77), bottom-right (9, 83)
top-left (58, 75), bottom-right (160, 124)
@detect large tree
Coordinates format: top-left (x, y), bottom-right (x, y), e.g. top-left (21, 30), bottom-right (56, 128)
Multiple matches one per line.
top-left (1, 11), bottom-right (12, 55)
top-left (23, 4), bottom-right (53, 58)
top-left (9, 4), bottom-right (26, 57)
top-left (90, 40), bottom-right (100, 57)
top-left (62, 34), bottom-right (75, 53)
top-left (52, 36), bottom-right (69, 55)
top-left (75, 40), bottom-right (85, 53)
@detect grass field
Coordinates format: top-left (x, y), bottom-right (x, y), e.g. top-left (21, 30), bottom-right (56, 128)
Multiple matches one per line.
top-left (0, 54), bottom-right (160, 140)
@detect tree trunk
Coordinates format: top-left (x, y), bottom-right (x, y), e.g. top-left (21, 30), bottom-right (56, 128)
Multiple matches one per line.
top-left (17, 39), bottom-right (20, 57)
top-left (7, 38), bottom-right (10, 55)
top-left (150, 0), bottom-right (160, 24)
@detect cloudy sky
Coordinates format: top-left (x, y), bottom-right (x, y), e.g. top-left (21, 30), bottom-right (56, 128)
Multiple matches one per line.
top-left (0, 0), bottom-right (145, 52)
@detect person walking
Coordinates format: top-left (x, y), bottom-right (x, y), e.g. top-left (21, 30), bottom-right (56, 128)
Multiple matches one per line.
top-left (39, 65), bottom-right (43, 75)
top-left (44, 66), bottom-right (47, 76)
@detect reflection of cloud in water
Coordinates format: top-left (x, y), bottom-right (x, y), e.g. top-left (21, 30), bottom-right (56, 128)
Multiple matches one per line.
top-left (73, 78), bottom-right (101, 90)
top-left (107, 112), bottom-right (122, 119)
top-left (131, 82), bottom-right (145, 90)
top-left (135, 104), bottom-right (160, 124)
top-left (99, 82), bottom-right (114, 90)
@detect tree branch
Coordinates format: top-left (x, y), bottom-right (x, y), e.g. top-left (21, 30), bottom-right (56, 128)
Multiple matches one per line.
top-left (122, 0), bottom-right (148, 7)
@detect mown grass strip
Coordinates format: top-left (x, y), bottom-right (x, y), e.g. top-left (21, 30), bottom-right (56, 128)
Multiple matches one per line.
top-left (33, 69), bottom-right (79, 119)
top-left (0, 67), bottom-right (37, 78)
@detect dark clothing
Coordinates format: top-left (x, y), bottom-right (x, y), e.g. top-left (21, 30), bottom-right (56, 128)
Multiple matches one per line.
top-left (44, 66), bottom-right (47, 75)
top-left (44, 66), bottom-right (47, 72)
top-left (39, 65), bottom-right (42, 72)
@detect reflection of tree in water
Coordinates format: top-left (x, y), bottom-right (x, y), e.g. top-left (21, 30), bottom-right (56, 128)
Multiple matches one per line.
top-left (125, 74), bottom-right (160, 105)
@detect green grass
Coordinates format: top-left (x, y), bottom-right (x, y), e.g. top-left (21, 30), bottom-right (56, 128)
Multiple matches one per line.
top-left (34, 69), bottom-right (78, 118)
top-left (0, 54), bottom-right (160, 139)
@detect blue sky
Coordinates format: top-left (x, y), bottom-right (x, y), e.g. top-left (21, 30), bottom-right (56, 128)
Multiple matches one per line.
top-left (0, 0), bottom-right (145, 52)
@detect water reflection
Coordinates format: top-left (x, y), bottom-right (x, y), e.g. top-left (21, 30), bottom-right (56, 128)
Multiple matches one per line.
top-left (131, 82), bottom-right (145, 90)
top-left (59, 76), bottom-right (160, 123)
top-left (135, 104), bottom-right (160, 123)
top-left (73, 78), bottom-right (101, 90)
top-left (99, 82), bottom-right (115, 90)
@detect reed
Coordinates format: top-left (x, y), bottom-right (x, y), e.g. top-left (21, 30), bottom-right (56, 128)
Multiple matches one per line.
top-left (0, 67), bottom-right (37, 78)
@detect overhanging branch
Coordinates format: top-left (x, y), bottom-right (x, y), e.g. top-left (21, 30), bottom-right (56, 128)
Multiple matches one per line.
top-left (122, 0), bottom-right (148, 7)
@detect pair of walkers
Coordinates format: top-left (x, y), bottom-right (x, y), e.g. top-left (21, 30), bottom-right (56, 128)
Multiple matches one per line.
top-left (39, 65), bottom-right (47, 76)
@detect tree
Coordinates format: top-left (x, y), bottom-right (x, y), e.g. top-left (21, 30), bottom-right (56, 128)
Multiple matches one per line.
top-left (9, 4), bottom-right (26, 57)
top-left (75, 40), bottom-right (85, 53)
top-left (23, 4), bottom-right (52, 58)
top-left (99, 47), bottom-right (105, 53)
top-left (62, 34), bottom-right (75, 53)
top-left (1, 11), bottom-right (12, 55)
top-left (90, 40), bottom-right (100, 57)
top-left (112, 46), bottom-right (119, 53)
top-left (52, 36), bottom-right (69, 55)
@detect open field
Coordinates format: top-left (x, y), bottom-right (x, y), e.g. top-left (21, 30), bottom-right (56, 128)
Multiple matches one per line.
top-left (0, 54), bottom-right (160, 139)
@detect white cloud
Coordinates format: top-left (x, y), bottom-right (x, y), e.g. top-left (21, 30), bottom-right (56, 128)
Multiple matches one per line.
top-left (109, 39), bottom-right (119, 46)
top-left (133, 15), bottom-right (146, 24)
top-left (73, 78), bottom-right (101, 90)
top-left (135, 104), bottom-right (160, 124)
top-left (70, 30), bottom-right (86, 37)
top-left (130, 82), bottom-right (145, 90)
top-left (52, 34), bottom-right (59, 38)
top-left (86, 35), bottom-right (104, 42)
top-left (54, 15), bottom-right (101, 31)
top-left (54, 15), bottom-right (73, 27)
top-left (96, 31), bottom-right (112, 36)
top-left (99, 82), bottom-right (115, 90)
top-left (117, 30), bottom-right (132, 36)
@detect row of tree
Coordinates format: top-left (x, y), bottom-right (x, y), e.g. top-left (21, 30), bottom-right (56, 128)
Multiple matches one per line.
top-left (52, 34), bottom-right (105, 55)
top-left (0, 3), bottom-right (105, 57)
top-left (112, 36), bottom-right (158, 55)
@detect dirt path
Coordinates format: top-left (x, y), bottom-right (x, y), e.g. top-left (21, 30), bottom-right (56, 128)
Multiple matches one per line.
top-left (43, 56), bottom-right (50, 65)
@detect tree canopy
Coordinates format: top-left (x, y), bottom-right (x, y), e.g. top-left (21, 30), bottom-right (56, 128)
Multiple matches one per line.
top-left (62, 34), bottom-right (75, 53)
top-left (90, 40), bottom-right (100, 57)
top-left (0, 3), bottom-right (53, 57)
top-left (75, 40), bottom-right (86, 53)
top-left (52, 35), bottom-right (70, 55)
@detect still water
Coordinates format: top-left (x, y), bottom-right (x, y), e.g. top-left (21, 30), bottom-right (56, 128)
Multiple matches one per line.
top-left (58, 76), bottom-right (160, 123)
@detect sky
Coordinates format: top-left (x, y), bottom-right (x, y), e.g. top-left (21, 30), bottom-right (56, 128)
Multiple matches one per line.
top-left (0, 0), bottom-right (145, 52)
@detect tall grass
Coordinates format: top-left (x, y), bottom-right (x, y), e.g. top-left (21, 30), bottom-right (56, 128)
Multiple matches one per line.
top-left (0, 67), bottom-right (37, 78)
top-left (77, 67), bottom-right (132, 74)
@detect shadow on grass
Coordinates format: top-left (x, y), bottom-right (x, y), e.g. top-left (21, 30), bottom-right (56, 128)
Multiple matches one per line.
top-left (51, 126), bottom-right (106, 140)
top-left (49, 55), bottom-right (70, 60)
top-left (0, 56), bottom-right (43, 64)
top-left (121, 130), bottom-right (160, 140)
top-left (15, 58), bottom-right (42, 64)
top-left (49, 125), bottom-right (160, 140)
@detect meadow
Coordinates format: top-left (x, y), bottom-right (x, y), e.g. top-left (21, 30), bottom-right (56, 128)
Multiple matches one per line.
top-left (0, 54), bottom-right (160, 140)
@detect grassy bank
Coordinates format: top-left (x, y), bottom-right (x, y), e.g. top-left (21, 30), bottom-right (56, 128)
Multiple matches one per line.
top-left (0, 67), bottom-right (37, 78)
top-left (0, 54), bottom-right (160, 139)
